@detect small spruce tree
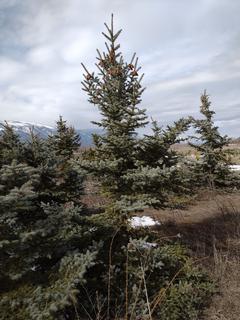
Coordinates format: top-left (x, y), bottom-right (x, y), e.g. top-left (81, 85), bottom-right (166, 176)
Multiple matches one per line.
top-left (137, 118), bottom-right (190, 168)
top-left (49, 116), bottom-right (80, 160)
top-left (117, 118), bottom-right (191, 211)
top-left (190, 91), bottom-right (231, 187)
top-left (0, 121), bottom-right (24, 166)
top-left (47, 117), bottom-right (84, 204)
top-left (23, 127), bottom-right (50, 167)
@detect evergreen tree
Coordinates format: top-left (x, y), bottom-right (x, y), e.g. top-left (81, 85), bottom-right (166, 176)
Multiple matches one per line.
top-left (0, 160), bottom-right (98, 319)
top-left (81, 14), bottom-right (148, 198)
top-left (0, 161), bottom-right (40, 218)
top-left (0, 123), bottom-right (90, 319)
top-left (138, 118), bottom-right (190, 168)
top-left (47, 116), bottom-right (83, 204)
top-left (23, 127), bottom-right (49, 168)
top-left (190, 91), bottom-right (231, 187)
top-left (117, 118), bottom-right (192, 210)
top-left (49, 116), bottom-right (80, 160)
top-left (80, 16), bottom-right (194, 212)
top-left (0, 121), bottom-right (24, 166)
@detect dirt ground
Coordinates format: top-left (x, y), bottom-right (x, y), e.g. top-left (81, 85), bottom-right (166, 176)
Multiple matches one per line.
top-left (83, 180), bottom-right (240, 319)
top-left (145, 191), bottom-right (240, 320)
top-left (141, 191), bottom-right (240, 225)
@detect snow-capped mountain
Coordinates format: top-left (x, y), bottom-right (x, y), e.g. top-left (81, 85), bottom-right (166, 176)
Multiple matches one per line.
top-left (0, 120), bottom-right (101, 146)
top-left (0, 121), bottom-right (54, 140)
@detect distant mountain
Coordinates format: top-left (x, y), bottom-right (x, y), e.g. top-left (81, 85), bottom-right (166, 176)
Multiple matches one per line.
top-left (75, 128), bottom-right (102, 147)
top-left (230, 137), bottom-right (240, 144)
top-left (0, 121), bottom-right (54, 140)
top-left (0, 121), bottom-right (101, 146)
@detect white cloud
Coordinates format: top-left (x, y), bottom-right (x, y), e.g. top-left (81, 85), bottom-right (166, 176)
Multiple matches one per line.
top-left (27, 46), bottom-right (57, 65)
top-left (0, 58), bottom-right (25, 82)
top-left (0, 0), bottom-right (239, 135)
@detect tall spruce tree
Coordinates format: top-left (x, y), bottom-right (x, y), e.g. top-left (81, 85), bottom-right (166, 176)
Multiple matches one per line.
top-left (80, 16), bottom-right (194, 212)
top-left (81, 14), bottom-right (148, 198)
top-left (190, 91), bottom-right (231, 187)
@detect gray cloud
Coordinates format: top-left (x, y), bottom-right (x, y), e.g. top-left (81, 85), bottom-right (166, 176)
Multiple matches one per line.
top-left (0, 0), bottom-right (239, 136)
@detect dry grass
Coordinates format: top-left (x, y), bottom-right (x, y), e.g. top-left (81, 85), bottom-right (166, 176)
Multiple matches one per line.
top-left (205, 254), bottom-right (240, 320)
top-left (148, 192), bottom-right (240, 320)
top-left (82, 178), bottom-right (110, 209)
top-left (81, 175), bottom-right (240, 319)
top-left (140, 191), bottom-right (240, 224)
top-left (172, 142), bottom-right (240, 164)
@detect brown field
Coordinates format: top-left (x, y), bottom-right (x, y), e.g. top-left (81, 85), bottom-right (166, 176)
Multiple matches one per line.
top-left (83, 181), bottom-right (240, 319)
top-left (173, 142), bottom-right (240, 164)
top-left (142, 191), bottom-right (240, 320)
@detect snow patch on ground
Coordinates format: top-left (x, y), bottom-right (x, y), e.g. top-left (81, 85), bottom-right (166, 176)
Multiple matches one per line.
top-left (229, 165), bottom-right (240, 171)
top-left (130, 216), bottom-right (160, 228)
top-left (141, 241), bottom-right (158, 248)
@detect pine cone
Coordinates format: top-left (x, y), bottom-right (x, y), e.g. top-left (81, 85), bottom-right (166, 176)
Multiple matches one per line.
top-left (128, 64), bottom-right (134, 70)
top-left (108, 67), bottom-right (114, 76)
top-left (86, 74), bottom-right (92, 80)
top-left (109, 49), bottom-right (115, 63)
top-left (109, 67), bottom-right (119, 76)
top-left (131, 70), bottom-right (138, 77)
top-left (116, 66), bottom-right (122, 75)
top-left (98, 59), bottom-right (105, 68)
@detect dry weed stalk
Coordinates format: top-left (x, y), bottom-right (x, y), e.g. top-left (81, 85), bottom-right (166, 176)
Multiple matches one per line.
top-left (107, 228), bottom-right (119, 320)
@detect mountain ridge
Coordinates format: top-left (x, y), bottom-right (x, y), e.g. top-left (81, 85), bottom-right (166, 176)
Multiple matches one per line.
top-left (0, 120), bottom-right (101, 146)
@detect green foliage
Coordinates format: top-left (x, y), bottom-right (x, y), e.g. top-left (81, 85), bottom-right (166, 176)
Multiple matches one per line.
top-left (48, 116), bottom-right (80, 160)
top-left (0, 162), bottom-right (91, 319)
top-left (46, 116), bottom-right (84, 204)
top-left (190, 91), bottom-right (232, 188)
top-left (73, 235), bottom-right (214, 320)
top-left (114, 118), bottom-right (191, 211)
top-left (81, 14), bottom-right (148, 197)
top-left (0, 234), bottom-right (99, 320)
top-left (124, 239), bottom-right (214, 320)
top-left (0, 161), bottom-right (40, 216)
top-left (23, 128), bottom-right (50, 168)
top-left (83, 147), bottom-right (190, 215)
top-left (0, 183), bottom-right (214, 320)
top-left (0, 167), bottom-right (86, 286)
top-left (0, 122), bottom-right (24, 166)
top-left (137, 118), bottom-right (190, 168)
top-left (80, 16), bottom-right (192, 212)
top-left (0, 120), bottom-right (88, 319)
top-left (23, 120), bottom-right (84, 205)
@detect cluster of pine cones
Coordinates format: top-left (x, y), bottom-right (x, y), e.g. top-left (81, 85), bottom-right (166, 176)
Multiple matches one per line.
top-left (97, 57), bottom-right (138, 77)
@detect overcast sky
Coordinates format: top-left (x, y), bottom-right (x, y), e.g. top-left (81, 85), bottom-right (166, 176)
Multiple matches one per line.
top-left (0, 0), bottom-right (240, 136)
